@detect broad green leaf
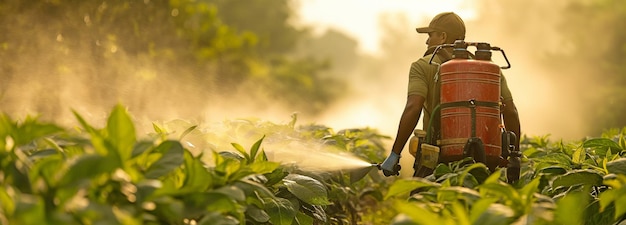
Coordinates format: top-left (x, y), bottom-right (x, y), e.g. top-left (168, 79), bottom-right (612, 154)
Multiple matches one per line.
top-left (246, 205), bottom-right (270, 223)
top-left (180, 151), bottom-right (212, 193)
top-left (478, 182), bottom-right (519, 203)
top-left (394, 200), bottom-right (453, 225)
top-left (265, 197), bottom-right (296, 225)
top-left (131, 141), bottom-right (154, 158)
top-left (473, 203), bottom-right (515, 225)
top-left (135, 179), bottom-right (162, 203)
top-left (294, 211), bottom-right (314, 225)
top-left (106, 104), bottom-right (136, 162)
top-left (606, 158), bottom-right (626, 175)
top-left (385, 178), bottom-right (440, 200)
top-left (233, 180), bottom-right (275, 208)
top-left (214, 185), bottom-right (246, 202)
top-left (551, 169), bottom-right (604, 189)
top-left (538, 166), bottom-right (567, 176)
top-left (197, 212), bottom-right (239, 225)
top-left (532, 153), bottom-right (572, 169)
top-left (151, 196), bottom-right (185, 224)
top-left (10, 116), bottom-right (63, 147)
top-left (434, 164), bottom-right (453, 178)
top-left (436, 186), bottom-right (481, 204)
top-left (282, 174), bottom-right (330, 205)
top-left (249, 160), bottom-right (280, 174)
top-left (204, 192), bottom-right (238, 213)
top-left (458, 163), bottom-right (490, 186)
top-left (178, 125), bottom-right (197, 140)
top-left (450, 202), bottom-right (471, 225)
top-left (144, 141), bottom-right (184, 179)
top-left (584, 138), bottom-right (623, 155)
top-left (0, 186), bottom-right (15, 216)
top-left (483, 169), bottom-right (503, 184)
top-left (250, 136), bottom-right (264, 162)
top-left (572, 147), bottom-right (586, 164)
top-left (554, 188), bottom-right (588, 225)
top-left (231, 143), bottom-right (250, 161)
top-left (59, 154), bottom-right (118, 187)
top-left (264, 167), bottom-right (289, 186)
top-left (28, 153), bottom-right (63, 188)
top-left (13, 194), bottom-right (46, 225)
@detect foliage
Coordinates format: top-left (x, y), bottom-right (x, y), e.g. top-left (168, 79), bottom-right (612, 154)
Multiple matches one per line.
top-left (3, 104), bottom-right (626, 224)
top-left (0, 0), bottom-right (343, 119)
top-left (385, 130), bottom-right (626, 225)
top-left (0, 105), bottom-right (393, 225)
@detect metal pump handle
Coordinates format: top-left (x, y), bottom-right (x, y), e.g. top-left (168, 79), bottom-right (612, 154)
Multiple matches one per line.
top-left (428, 41), bottom-right (511, 69)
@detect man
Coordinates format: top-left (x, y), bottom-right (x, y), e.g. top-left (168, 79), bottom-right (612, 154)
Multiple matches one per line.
top-left (380, 12), bottom-right (521, 177)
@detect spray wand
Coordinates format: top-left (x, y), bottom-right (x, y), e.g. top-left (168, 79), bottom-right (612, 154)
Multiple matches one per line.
top-left (349, 163), bottom-right (400, 183)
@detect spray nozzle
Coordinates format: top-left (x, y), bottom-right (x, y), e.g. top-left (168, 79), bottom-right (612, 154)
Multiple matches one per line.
top-left (372, 163), bottom-right (401, 176)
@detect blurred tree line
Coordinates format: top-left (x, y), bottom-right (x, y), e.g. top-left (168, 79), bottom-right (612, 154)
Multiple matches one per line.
top-left (474, 0), bottom-right (626, 136)
top-left (0, 0), bottom-right (349, 121)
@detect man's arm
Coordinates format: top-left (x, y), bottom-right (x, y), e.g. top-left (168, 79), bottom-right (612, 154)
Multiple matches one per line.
top-left (502, 99), bottom-right (520, 151)
top-left (391, 94), bottom-right (426, 155)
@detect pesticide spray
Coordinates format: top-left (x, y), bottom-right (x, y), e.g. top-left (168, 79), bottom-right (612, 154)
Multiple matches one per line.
top-left (164, 119), bottom-right (383, 182)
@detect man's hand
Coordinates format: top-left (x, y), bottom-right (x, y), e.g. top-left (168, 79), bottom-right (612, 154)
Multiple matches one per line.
top-left (381, 151), bottom-right (401, 176)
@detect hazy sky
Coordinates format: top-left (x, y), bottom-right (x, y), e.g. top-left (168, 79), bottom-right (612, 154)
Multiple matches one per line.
top-left (298, 0), bottom-right (476, 55)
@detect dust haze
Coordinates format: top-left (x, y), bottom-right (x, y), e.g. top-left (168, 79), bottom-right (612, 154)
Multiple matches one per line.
top-left (317, 0), bottom-right (611, 143)
top-left (0, 0), bottom-right (616, 145)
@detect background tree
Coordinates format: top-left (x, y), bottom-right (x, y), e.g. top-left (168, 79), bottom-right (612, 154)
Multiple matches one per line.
top-left (0, 0), bottom-right (350, 123)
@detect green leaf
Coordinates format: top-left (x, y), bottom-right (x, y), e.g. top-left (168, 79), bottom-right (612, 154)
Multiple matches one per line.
top-left (204, 192), bottom-right (239, 213)
top-left (478, 182), bottom-right (519, 203)
top-left (0, 186), bottom-right (15, 216)
top-left (214, 185), bottom-right (246, 202)
top-left (606, 158), bottom-right (626, 175)
top-left (394, 200), bottom-right (452, 225)
top-left (294, 211), bottom-right (314, 225)
top-left (180, 151), bottom-right (212, 193)
top-left (554, 188), bottom-right (588, 225)
top-left (473, 203), bottom-right (515, 225)
top-left (385, 178), bottom-right (440, 200)
top-left (13, 194), bottom-right (46, 225)
top-left (436, 186), bottom-right (481, 204)
top-left (250, 136), bottom-right (264, 162)
top-left (135, 179), bottom-right (162, 203)
top-left (144, 141), bottom-right (184, 179)
top-left (459, 163), bottom-right (490, 186)
top-left (265, 197), bottom-right (296, 225)
top-left (572, 147), bottom-right (586, 164)
top-left (59, 154), bottom-right (118, 187)
top-left (106, 104), bottom-right (136, 162)
top-left (282, 174), bottom-right (330, 205)
top-left (249, 161), bottom-right (280, 174)
top-left (197, 211), bottom-right (239, 225)
top-left (131, 141), bottom-right (154, 158)
top-left (179, 125), bottom-right (197, 140)
top-left (231, 143), bottom-right (250, 162)
top-left (584, 138), bottom-right (623, 155)
top-left (551, 169), bottom-right (604, 189)
top-left (28, 153), bottom-right (63, 188)
top-left (246, 205), bottom-right (270, 223)
top-left (434, 163), bottom-right (453, 178)
top-left (234, 180), bottom-right (274, 198)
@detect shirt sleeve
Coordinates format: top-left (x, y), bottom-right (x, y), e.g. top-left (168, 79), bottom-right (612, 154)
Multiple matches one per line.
top-left (407, 60), bottom-right (429, 98)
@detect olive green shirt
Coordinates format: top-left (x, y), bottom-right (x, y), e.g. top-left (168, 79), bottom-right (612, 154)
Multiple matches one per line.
top-left (407, 53), bottom-right (513, 132)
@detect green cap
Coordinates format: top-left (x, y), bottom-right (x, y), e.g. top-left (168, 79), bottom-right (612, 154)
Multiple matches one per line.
top-left (416, 12), bottom-right (466, 40)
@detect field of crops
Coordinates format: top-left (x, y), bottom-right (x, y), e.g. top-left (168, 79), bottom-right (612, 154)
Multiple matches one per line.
top-left (1, 105), bottom-right (625, 225)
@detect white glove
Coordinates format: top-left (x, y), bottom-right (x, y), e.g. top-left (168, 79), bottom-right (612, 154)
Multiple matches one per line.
top-left (381, 151), bottom-right (401, 176)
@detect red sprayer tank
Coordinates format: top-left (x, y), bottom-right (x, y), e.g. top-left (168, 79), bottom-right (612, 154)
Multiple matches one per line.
top-left (434, 41), bottom-right (511, 168)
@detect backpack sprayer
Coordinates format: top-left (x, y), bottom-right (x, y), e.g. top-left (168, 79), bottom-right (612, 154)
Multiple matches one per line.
top-left (368, 40), bottom-right (521, 183)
